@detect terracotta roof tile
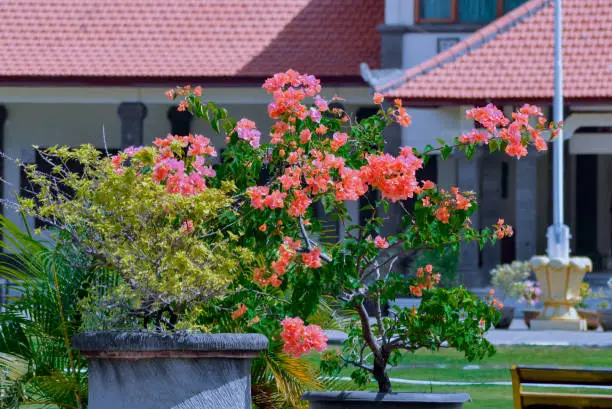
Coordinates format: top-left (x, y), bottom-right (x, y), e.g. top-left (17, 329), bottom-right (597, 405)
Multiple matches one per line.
top-left (0, 0), bottom-right (382, 81)
top-left (381, 0), bottom-right (612, 102)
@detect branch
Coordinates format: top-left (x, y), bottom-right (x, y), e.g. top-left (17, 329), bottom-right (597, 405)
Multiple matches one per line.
top-left (297, 216), bottom-right (332, 262)
top-left (339, 355), bottom-right (373, 373)
top-left (355, 300), bottom-right (380, 356)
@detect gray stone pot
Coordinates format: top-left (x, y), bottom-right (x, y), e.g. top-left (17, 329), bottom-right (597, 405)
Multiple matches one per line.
top-left (599, 309), bottom-right (612, 331)
top-left (302, 391), bottom-right (471, 409)
top-left (73, 331), bottom-right (268, 409)
top-left (494, 306), bottom-right (515, 329)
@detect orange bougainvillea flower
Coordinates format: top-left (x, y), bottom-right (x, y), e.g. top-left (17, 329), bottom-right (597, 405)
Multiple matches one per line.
top-left (434, 206), bottom-right (450, 224)
top-left (232, 304), bottom-right (247, 320)
top-left (373, 93), bottom-right (384, 104)
top-left (302, 247), bottom-right (322, 269)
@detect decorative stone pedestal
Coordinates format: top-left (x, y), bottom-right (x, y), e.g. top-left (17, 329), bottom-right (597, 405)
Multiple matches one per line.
top-left (529, 256), bottom-right (592, 331)
top-left (73, 331), bottom-right (268, 409)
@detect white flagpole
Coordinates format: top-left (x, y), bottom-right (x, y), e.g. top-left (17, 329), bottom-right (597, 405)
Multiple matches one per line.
top-left (547, 0), bottom-right (570, 259)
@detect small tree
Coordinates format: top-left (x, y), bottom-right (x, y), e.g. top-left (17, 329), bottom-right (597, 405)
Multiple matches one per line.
top-left (169, 71), bottom-right (558, 392)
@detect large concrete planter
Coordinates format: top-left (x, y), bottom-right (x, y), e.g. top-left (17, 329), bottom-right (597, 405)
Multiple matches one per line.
top-left (529, 256), bottom-right (592, 330)
top-left (302, 391), bottom-right (471, 409)
top-left (73, 331), bottom-right (268, 409)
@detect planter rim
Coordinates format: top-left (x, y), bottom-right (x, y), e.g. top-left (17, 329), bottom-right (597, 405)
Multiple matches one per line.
top-left (301, 391), bottom-right (471, 403)
top-left (72, 331), bottom-right (268, 357)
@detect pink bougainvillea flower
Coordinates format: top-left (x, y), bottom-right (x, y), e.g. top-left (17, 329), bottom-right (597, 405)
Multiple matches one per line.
top-left (466, 104), bottom-right (509, 132)
top-left (330, 132), bottom-right (348, 151)
top-left (281, 316), bottom-right (328, 358)
top-left (360, 149), bottom-right (423, 202)
top-left (302, 247), bottom-right (322, 269)
top-left (247, 186), bottom-right (270, 210)
top-left (235, 118), bottom-right (262, 148)
top-left (299, 129), bottom-right (312, 144)
top-left (394, 107), bottom-right (412, 127)
top-left (422, 180), bottom-right (435, 190)
top-left (459, 129), bottom-right (490, 145)
top-left (314, 95), bottom-right (329, 112)
top-left (374, 236), bottom-right (389, 249)
top-left (288, 189), bottom-right (312, 217)
top-left (434, 206), bottom-right (450, 224)
top-left (263, 190), bottom-right (287, 209)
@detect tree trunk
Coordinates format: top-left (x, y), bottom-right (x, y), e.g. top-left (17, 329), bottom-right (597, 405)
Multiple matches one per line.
top-left (373, 356), bottom-right (392, 393)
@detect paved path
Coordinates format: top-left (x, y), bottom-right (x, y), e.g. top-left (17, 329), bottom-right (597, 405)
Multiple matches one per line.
top-left (326, 319), bottom-right (612, 347)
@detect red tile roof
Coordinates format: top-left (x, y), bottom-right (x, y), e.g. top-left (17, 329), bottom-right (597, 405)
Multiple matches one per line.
top-left (379, 0), bottom-right (612, 103)
top-left (0, 0), bottom-right (382, 83)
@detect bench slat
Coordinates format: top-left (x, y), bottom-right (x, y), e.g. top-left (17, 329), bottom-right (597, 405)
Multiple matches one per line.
top-left (522, 392), bottom-right (612, 408)
top-left (514, 366), bottom-right (612, 386)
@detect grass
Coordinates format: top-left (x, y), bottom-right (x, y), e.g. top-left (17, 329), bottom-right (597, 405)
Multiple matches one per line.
top-left (307, 346), bottom-right (612, 409)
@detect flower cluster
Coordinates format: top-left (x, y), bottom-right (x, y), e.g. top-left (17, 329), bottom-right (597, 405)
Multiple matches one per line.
top-left (110, 134), bottom-right (218, 197)
top-left (409, 264), bottom-right (440, 297)
top-left (392, 99), bottom-right (412, 127)
top-left (360, 148), bottom-right (422, 202)
top-left (495, 218), bottom-right (514, 239)
top-left (420, 185), bottom-right (476, 224)
top-left (489, 261), bottom-right (531, 300)
top-left (235, 118), bottom-right (262, 148)
top-left (518, 280), bottom-right (541, 306)
top-left (263, 69), bottom-right (322, 122)
top-left (280, 316), bottom-right (328, 358)
top-left (463, 103), bottom-right (549, 159)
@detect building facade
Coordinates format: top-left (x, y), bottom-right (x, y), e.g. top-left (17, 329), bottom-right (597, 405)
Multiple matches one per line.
top-left (365, 0), bottom-right (612, 286)
top-left (0, 0), bottom-right (609, 291)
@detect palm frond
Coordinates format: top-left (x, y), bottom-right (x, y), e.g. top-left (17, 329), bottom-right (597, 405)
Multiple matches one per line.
top-left (253, 343), bottom-right (321, 409)
top-left (0, 215), bottom-right (88, 409)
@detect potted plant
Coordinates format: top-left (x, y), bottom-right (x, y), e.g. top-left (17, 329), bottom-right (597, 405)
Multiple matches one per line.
top-left (575, 283), bottom-right (602, 330)
top-left (598, 278), bottom-right (612, 331)
top-left (168, 71), bottom-right (555, 408)
top-left (517, 281), bottom-right (542, 329)
top-left (16, 70), bottom-right (557, 408)
top-left (489, 261), bottom-right (531, 329)
top-left (16, 141), bottom-right (273, 408)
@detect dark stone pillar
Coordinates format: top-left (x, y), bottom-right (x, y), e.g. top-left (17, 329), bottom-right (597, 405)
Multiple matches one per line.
top-left (378, 25), bottom-right (404, 69)
top-left (457, 149), bottom-right (483, 287)
top-left (575, 154), bottom-right (599, 266)
top-left (167, 106), bottom-right (193, 136)
top-left (117, 102), bottom-right (147, 148)
top-left (515, 153), bottom-right (539, 262)
top-left (480, 154), bottom-right (503, 275)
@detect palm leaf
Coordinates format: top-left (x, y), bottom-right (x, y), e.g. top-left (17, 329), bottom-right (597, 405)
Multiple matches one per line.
top-left (0, 215), bottom-right (88, 409)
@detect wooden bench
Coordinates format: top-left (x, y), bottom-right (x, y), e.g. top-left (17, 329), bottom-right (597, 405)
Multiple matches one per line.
top-left (511, 365), bottom-right (612, 408)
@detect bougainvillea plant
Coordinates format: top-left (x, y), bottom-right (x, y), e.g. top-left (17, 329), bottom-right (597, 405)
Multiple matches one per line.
top-left (165, 70), bottom-right (557, 392)
top-left (17, 69), bottom-right (558, 394)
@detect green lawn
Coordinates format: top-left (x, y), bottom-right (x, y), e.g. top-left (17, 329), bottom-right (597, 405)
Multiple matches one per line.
top-left (307, 346), bottom-right (612, 409)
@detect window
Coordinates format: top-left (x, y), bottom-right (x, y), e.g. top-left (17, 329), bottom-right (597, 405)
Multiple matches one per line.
top-left (415, 0), bottom-right (528, 24)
